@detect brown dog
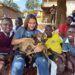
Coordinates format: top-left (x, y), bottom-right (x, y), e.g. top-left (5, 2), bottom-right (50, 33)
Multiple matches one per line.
top-left (13, 32), bottom-right (48, 57)
top-left (33, 32), bottom-right (48, 58)
top-left (13, 38), bottom-right (35, 55)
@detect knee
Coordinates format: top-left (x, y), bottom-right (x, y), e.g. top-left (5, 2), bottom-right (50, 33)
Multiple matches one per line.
top-left (35, 57), bottom-right (48, 66)
top-left (12, 61), bottom-right (24, 70)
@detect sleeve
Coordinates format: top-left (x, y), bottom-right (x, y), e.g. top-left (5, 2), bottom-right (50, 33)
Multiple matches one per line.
top-left (45, 39), bottom-right (50, 49)
top-left (57, 33), bottom-right (63, 43)
top-left (14, 27), bottom-right (24, 39)
top-left (54, 32), bottom-right (62, 43)
top-left (59, 24), bottom-right (64, 33)
top-left (68, 44), bottom-right (75, 55)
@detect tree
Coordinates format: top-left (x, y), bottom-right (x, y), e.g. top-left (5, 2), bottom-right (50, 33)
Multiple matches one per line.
top-left (26, 0), bottom-right (40, 10)
top-left (9, 2), bottom-right (19, 11)
top-left (56, 0), bottom-right (66, 27)
top-left (2, 0), bottom-right (19, 11)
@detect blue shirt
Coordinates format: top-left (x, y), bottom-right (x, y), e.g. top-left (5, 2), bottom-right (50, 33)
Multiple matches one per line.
top-left (14, 26), bottom-right (39, 39)
top-left (62, 38), bottom-right (75, 56)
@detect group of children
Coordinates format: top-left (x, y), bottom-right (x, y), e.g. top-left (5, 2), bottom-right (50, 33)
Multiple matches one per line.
top-left (0, 13), bottom-right (75, 75)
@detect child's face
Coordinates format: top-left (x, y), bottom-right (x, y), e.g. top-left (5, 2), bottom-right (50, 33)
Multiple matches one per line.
top-left (67, 28), bottom-right (75, 42)
top-left (45, 26), bottom-right (53, 37)
top-left (66, 17), bottom-right (72, 25)
top-left (1, 20), bottom-right (13, 33)
top-left (15, 18), bottom-right (22, 26)
top-left (15, 18), bottom-right (20, 26)
top-left (28, 19), bottom-right (36, 30)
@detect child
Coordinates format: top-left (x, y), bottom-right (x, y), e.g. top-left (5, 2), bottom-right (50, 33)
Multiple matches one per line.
top-left (63, 25), bottom-right (75, 55)
top-left (0, 17), bottom-right (14, 75)
top-left (62, 25), bottom-right (75, 74)
top-left (45, 25), bottom-right (63, 57)
top-left (15, 17), bottom-right (23, 31)
top-left (44, 25), bottom-right (63, 75)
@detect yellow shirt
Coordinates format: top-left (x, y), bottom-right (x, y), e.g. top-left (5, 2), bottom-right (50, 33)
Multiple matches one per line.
top-left (45, 32), bottom-right (62, 54)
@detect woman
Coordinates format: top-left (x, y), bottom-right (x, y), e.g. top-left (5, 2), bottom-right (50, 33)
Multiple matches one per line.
top-left (11, 14), bottom-right (49, 75)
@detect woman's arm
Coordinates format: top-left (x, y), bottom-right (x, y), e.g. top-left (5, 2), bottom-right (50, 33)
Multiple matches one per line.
top-left (11, 37), bottom-right (28, 45)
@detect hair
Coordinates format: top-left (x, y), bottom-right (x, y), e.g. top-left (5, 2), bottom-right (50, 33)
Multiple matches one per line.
top-left (24, 14), bottom-right (38, 30)
top-left (67, 16), bottom-right (72, 19)
top-left (16, 17), bottom-right (23, 25)
top-left (67, 16), bottom-right (73, 19)
top-left (45, 25), bottom-right (52, 30)
top-left (1, 17), bottom-right (13, 26)
top-left (69, 24), bottom-right (75, 28)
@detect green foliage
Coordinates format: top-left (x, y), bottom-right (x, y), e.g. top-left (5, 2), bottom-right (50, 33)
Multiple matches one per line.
top-left (26, 0), bottom-right (41, 10)
top-left (10, 3), bottom-right (19, 11)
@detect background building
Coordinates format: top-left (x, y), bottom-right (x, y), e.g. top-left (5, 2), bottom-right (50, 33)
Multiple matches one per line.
top-left (0, 3), bottom-right (23, 19)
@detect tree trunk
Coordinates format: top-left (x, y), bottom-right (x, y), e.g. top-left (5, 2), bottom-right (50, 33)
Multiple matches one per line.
top-left (56, 0), bottom-right (66, 27)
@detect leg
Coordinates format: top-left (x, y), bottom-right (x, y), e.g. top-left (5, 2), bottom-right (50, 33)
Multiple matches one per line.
top-left (50, 14), bottom-right (53, 23)
top-left (53, 14), bottom-right (56, 23)
top-left (0, 61), bottom-right (5, 75)
top-left (35, 56), bottom-right (49, 75)
top-left (50, 60), bottom-right (57, 75)
top-left (10, 55), bottom-right (25, 75)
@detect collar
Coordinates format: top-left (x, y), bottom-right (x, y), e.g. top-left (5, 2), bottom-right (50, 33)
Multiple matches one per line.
top-left (65, 38), bottom-right (69, 43)
top-left (0, 28), bottom-right (13, 37)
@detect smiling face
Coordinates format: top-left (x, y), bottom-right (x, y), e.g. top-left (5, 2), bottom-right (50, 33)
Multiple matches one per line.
top-left (27, 18), bottom-right (37, 30)
top-left (45, 25), bottom-right (53, 37)
top-left (24, 14), bottom-right (38, 31)
top-left (1, 18), bottom-right (13, 34)
top-left (67, 27), bottom-right (75, 42)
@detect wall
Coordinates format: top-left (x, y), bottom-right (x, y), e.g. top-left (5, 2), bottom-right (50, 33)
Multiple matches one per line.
top-left (42, 1), bottom-right (75, 16)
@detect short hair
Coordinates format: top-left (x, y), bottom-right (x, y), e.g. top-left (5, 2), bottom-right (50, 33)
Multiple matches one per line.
top-left (45, 25), bottom-right (52, 29)
top-left (1, 17), bottom-right (13, 26)
top-left (15, 17), bottom-right (23, 25)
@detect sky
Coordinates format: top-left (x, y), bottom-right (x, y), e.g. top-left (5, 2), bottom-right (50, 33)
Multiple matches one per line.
top-left (13, 0), bottom-right (26, 11)
top-left (0, 0), bottom-right (42, 11)
top-left (13, 0), bottom-right (42, 11)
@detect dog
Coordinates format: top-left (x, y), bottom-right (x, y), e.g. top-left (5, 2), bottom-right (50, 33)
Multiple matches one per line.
top-left (33, 32), bottom-right (48, 58)
top-left (13, 38), bottom-right (35, 55)
top-left (13, 32), bottom-right (48, 56)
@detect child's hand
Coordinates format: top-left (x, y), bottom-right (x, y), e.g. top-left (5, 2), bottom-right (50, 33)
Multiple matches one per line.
top-left (34, 45), bottom-right (44, 53)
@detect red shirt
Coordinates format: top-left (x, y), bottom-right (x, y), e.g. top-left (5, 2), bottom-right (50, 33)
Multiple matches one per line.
top-left (59, 23), bottom-right (68, 37)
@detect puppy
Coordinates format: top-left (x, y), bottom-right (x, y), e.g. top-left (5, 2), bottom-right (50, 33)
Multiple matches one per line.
top-left (13, 38), bottom-right (35, 55)
top-left (13, 32), bottom-right (48, 57)
top-left (33, 32), bottom-right (48, 58)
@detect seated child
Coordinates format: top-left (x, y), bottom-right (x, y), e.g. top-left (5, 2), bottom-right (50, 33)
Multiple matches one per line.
top-left (0, 17), bottom-right (14, 75)
top-left (44, 25), bottom-right (63, 75)
top-left (44, 25), bottom-right (63, 59)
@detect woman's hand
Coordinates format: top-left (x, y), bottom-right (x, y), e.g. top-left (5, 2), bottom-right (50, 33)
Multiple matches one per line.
top-left (34, 45), bottom-right (44, 53)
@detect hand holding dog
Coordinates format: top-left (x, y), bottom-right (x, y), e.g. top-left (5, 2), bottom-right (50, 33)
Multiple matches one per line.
top-left (34, 45), bottom-right (44, 53)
